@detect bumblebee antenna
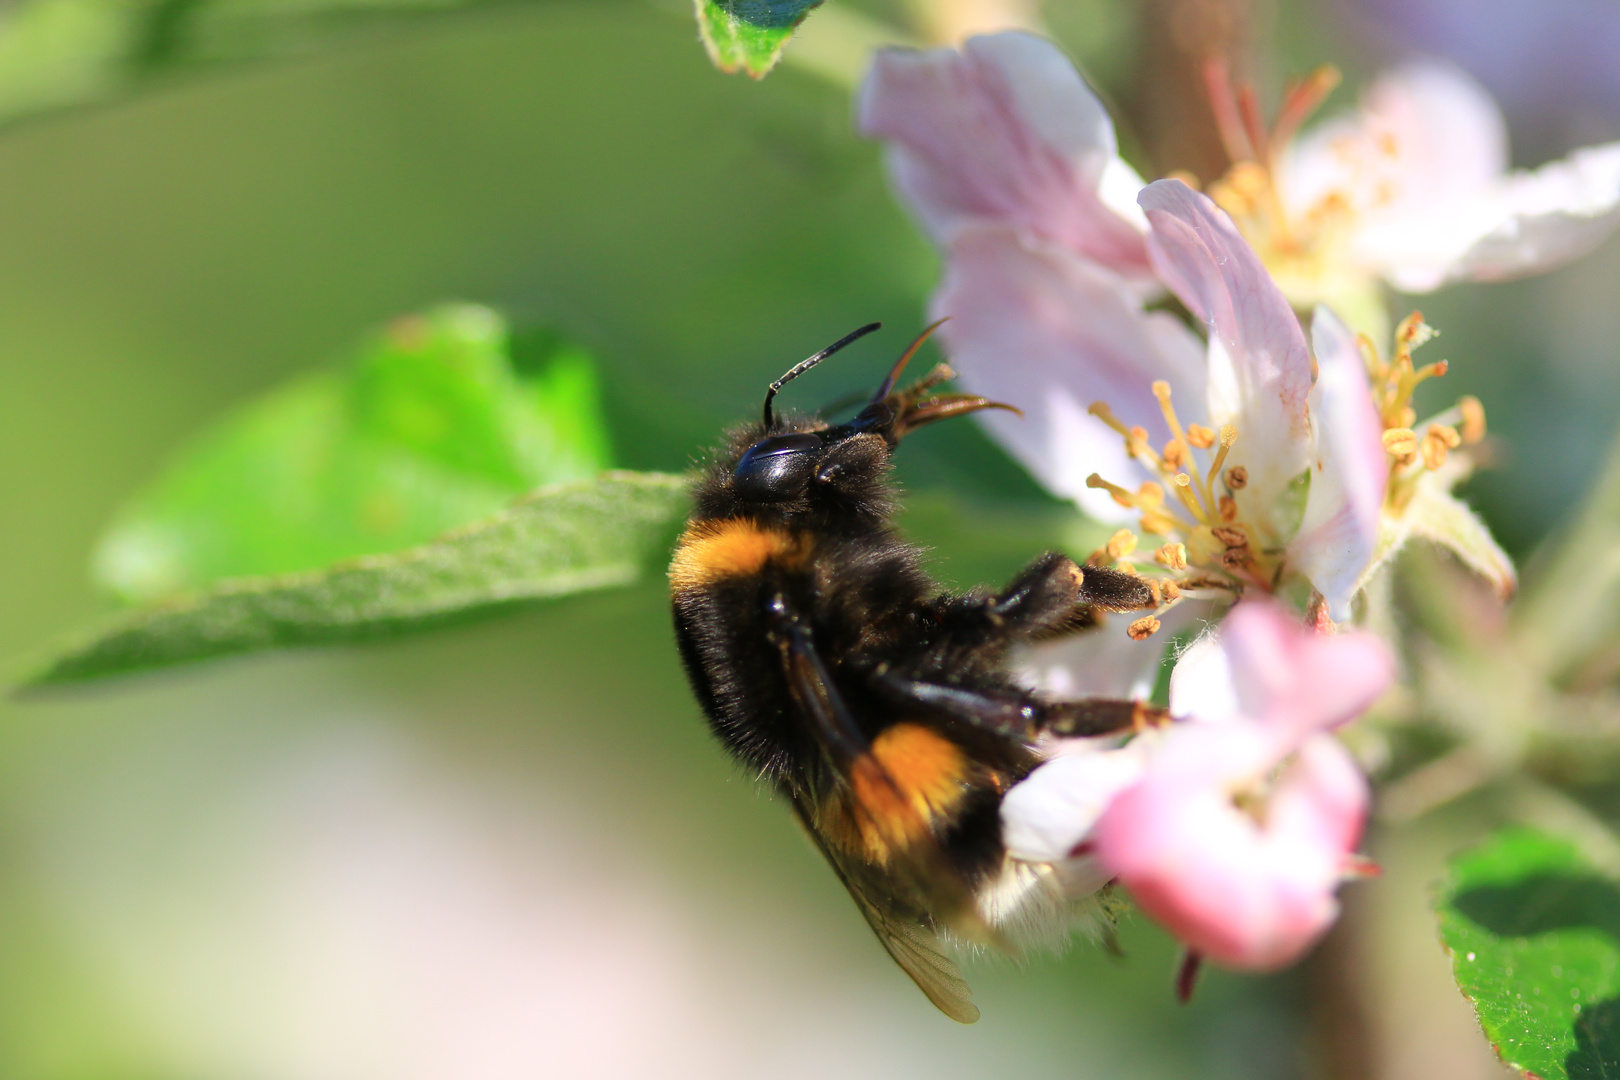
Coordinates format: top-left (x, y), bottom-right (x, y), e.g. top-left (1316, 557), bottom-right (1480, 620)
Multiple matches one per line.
top-left (763, 322), bottom-right (882, 428)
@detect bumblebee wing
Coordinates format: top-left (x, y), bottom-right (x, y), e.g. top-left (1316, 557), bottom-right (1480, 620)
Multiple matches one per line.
top-left (766, 589), bottom-right (986, 1022)
top-left (768, 590), bottom-right (988, 935)
top-left (863, 901), bottom-right (981, 1024)
top-left (795, 802), bottom-right (981, 1024)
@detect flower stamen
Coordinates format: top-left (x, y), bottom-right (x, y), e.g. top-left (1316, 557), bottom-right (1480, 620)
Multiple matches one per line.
top-left (1459, 396), bottom-right (1486, 445)
top-left (1382, 427), bottom-right (1418, 459)
top-left (1155, 542), bottom-right (1188, 571)
top-left (1087, 401), bottom-right (1131, 438)
top-left (1088, 379), bottom-right (1279, 598)
top-left (1127, 615), bottom-right (1162, 641)
top-left (1106, 528), bottom-right (1139, 560)
top-left (1362, 313), bottom-right (1488, 511)
top-left (1207, 425), bottom-right (1239, 493)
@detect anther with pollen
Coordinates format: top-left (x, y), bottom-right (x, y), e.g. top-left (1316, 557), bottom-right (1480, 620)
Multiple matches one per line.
top-left (1106, 529), bottom-right (1139, 561)
top-left (1085, 379), bottom-right (1270, 593)
top-left (1155, 543), bottom-right (1188, 571)
top-left (1128, 616), bottom-right (1162, 641)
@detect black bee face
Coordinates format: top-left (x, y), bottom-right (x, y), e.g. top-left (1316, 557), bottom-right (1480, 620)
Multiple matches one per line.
top-left (701, 323), bottom-right (1017, 522)
top-left (725, 422), bottom-right (894, 519)
top-left (731, 431), bottom-right (827, 502)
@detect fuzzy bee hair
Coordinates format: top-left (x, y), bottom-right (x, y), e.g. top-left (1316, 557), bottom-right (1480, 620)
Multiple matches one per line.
top-left (669, 323), bottom-right (1161, 1022)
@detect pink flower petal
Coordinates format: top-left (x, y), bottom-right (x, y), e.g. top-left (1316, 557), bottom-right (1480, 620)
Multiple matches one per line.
top-left (1094, 722), bottom-right (1350, 970)
top-left (1270, 734), bottom-right (1369, 861)
top-left (931, 222), bottom-right (1206, 520)
top-left (1137, 180), bottom-right (1313, 533)
top-left (1087, 603), bottom-right (1385, 970)
top-left (1174, 601), bottom-right (1395, 737)
top-left (857, 31), bottom-right (1152, 277)
top-left (1289, 307), bottom-right (1389, 620)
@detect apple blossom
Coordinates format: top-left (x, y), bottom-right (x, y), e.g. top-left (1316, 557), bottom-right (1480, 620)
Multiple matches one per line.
top-left (932, 175), bottom-right (1396, 622)
top-left (859, 34), bottom-right (1515, 626)
top-left (1210, 59), bottom-right (1620, 315)
top-left (1001, 602), bottom-right (1395, 971)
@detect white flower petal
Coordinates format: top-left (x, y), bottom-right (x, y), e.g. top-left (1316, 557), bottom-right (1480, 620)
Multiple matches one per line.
top-left (1289, 307), bottom-right (1388, 620)
top-left (1001, 740), bottom-right (1149, 863)
top-left (1284, 61), bottom-right (1506, 222)
top-left (1098, 154), bottom-right (1150, 232)
top-left (857, 31), bottom-right (1151, 276)
top-left (1138, 180), bottom-right (1313, 527)
top-left (931, 222), bottom-right (1206, 519)
top-left (1018, 600), bottom-right (1211, 701)
top-left (1439, 142), bottom-right (1620, 286)
top-left (1288, 59), bottom-right (1620, 291)
top-left (1167, 627), bottom-right (1241, 725)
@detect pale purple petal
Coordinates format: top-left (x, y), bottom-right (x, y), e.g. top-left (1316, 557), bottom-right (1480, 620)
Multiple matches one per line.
top-left (1138, 180), bottom-right (1313, 532)
top-left (1214, 601), bottom-right (1395, 737)
top-left (931, 222), bottom-right (1206, 520)
top-left (1289, 307), bottom-right (1389, 619)
top-left (1288, 61), bottom-right (1620, 290)
top-left (1001, 739), bottom-right (1149, 862)
top-left (857, 31), bottom-right (1152, 277)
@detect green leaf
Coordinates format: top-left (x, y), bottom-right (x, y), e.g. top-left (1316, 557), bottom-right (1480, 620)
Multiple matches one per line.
top-left (695, 0), bottom-right (824, 78)
top-left (93, 304), bottom-right (611, 603)
top-left (18, 471), bottom-right (688, 687)
top-left (1437, 827), bottom-right (1620, 1079)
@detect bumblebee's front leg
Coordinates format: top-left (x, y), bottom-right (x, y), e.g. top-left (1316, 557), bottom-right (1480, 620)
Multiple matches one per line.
top-left (940, 552), bottom-right (1156, 646)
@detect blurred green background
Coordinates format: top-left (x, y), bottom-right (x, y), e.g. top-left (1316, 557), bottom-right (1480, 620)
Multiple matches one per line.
top-left (0, 1), bottom-right (1611, 1076)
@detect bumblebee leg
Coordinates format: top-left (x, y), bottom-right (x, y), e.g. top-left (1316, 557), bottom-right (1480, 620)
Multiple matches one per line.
top-left (870, 666), bottom-right (1163, 740)
top-left (1038, 698), bottom-right (1165, 737)
top-left (869, 666), bottom-right (1039, 739)
top-left (763, 591), bottom-right (868, 769)
top-left (937, 553), bottom-right (1155, 647)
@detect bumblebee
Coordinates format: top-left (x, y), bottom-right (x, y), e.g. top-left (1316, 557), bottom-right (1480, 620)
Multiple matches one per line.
top-left (670, 323), bottom-right (1160, 1022)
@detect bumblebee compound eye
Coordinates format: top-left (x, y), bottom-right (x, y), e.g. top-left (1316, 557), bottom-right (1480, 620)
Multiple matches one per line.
top-left (732, 432), bottom-right (824, 502)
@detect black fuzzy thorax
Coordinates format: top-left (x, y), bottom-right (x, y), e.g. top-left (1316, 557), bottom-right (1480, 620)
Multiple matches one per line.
top-left (672, 413), bottom-right (1039, 800)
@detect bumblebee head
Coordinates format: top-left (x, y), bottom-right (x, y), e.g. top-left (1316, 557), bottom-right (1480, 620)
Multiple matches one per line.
top-left (720, 321), bottom-right (1020, 509)
top-left (731, 430), bottom-right (828, 502)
